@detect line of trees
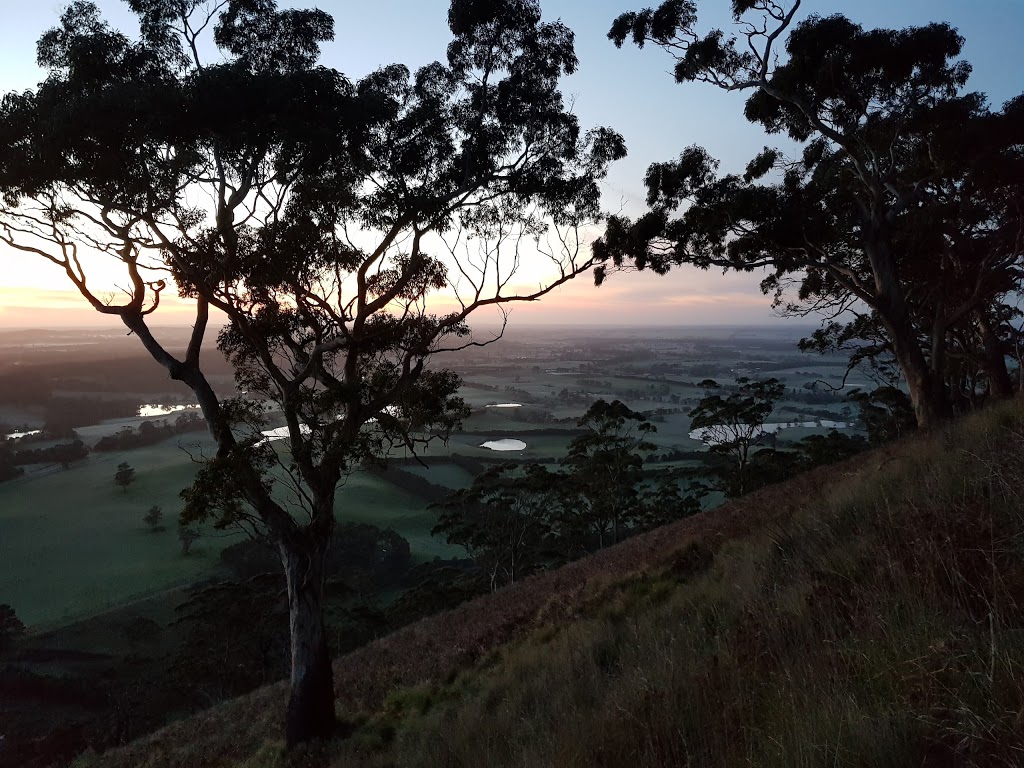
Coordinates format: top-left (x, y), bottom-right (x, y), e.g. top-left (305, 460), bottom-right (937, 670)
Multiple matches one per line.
top-left (688, 376), bottom-right (869, 496)
top-left (3, 439), bottom-right (88, 469)
top-left (94, 413), bottom-right (206, 452)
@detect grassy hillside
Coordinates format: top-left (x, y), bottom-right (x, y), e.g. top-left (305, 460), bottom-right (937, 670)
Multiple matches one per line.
top-left (79, 399), bottom-right (1024, 768)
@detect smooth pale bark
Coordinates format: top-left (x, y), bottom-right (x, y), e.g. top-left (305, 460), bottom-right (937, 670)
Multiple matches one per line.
top-left (282, 544), bottom-right (335, 746)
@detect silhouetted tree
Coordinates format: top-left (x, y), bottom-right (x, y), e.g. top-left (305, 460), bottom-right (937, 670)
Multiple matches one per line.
top-left (636, 476), bottom-right (704, 530)
top-left (114, 462), bottom-right (136, 493)
top-left (849, 387), bottom-right (918, 446)
top-left (601, 0), bottom-right (1024, 429)
top-left (433, 462), bottom-right (557, 590)
top-left (0, 0), bottom-right (623, 744)
top-left (689, 377), bottom-right (784, 496)
top-left (171, 575), bottom-right (288, 705)
top-left (560, 399), bottom-right (657, 549)
top-left (178, 526), bottom-right (200, 555)
top-left (0, 447), bottom-right (22, 483)
top-left (0, 604), bottom-right (26, 654)
top-left (143, 505), bottom-right (163, 531)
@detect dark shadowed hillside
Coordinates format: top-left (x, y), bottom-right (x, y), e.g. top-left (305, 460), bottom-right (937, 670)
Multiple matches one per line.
top-left (71, 398), bottom-right (1024, 768)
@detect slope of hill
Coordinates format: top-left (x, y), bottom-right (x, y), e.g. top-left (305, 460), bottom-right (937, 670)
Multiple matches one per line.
top-left (78, 399), bottom-right (1024, 768)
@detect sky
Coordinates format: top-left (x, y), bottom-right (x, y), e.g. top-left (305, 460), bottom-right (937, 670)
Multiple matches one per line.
top-left (0, 0), bottom-right (1022, 329)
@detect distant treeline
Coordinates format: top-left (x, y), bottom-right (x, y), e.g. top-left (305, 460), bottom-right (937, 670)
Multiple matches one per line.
top-left (0, 440), bottom-right (90, 482)
top-left (93, 414), bottom-right (206, 451)
top-left (2, 354), bottom-right (232, 395)
top-left (364, 463), bottom-right (452, 504)
top-left (456, 427), bottom-right (584, 438)
top-left (10, 440), bottom-right (89, 467)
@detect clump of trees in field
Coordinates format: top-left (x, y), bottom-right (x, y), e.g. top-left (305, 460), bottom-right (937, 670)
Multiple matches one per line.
top-left (2, 440), bottom-right (89, 472)
top-left (689, 377), bottom-right (785, 496)
top-left (434, 399), bottom-right (703, 590)
top-left (0, 447), bottom-right (24, 482)
top-left (687, 376), bottom-right (873, 496)
top-left (177, 527), bottom-right (200, 555)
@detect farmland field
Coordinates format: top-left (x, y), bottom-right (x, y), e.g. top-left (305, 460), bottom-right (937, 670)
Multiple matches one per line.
top-left (1, 434), bottom-right (461, 628)
top-left (1, 324), bottom-right (873, 631)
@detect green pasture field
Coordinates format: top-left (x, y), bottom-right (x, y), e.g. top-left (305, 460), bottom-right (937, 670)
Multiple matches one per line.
top-left (1, 429), bottom-right (464, 629)
top-left (330, 470), bottom-right (463, 562)
top-left (402, 462), bottom-right (476, 491)
top-left (1, 348), bottom-right (868, 632)
top-left (0, 435), bottom-right (236, 629)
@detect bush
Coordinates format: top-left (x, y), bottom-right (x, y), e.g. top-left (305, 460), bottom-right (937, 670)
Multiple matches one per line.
top-left (143, 505), bottom-right (163, 532)
top-left (0, 604), bottom-right (26, 654)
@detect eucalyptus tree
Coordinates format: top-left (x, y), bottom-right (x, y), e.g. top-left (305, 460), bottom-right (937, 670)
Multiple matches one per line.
top-left (689, 377), bottom-right (783, 496)
top-left (599, 0), bottom-right (1024, 428)
top-left (0, 0), bottom-right (624, 744)
top-left (433, 462), bottom-right (558, 591)
top-left (560, 399), bottom-right (657, 549)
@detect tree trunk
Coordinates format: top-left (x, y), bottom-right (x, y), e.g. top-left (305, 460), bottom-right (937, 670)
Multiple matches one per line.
top-left (863, 230), bottom-right (947, 430)
top-left (976, 310), bottom-right (1014, 399)
top-left (282, 544), bottom-right (335, 747)
top-left (890, 328), bottom-right (946, 430)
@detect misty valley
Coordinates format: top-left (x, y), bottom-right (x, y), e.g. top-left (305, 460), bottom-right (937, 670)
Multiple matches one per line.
top-left (0, 0), bottom-right (1021, 764)
top-left (0, 323), bottom-right (876, 763)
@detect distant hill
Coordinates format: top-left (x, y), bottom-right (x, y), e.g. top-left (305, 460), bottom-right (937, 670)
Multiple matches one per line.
top-left (77, 399), bottom-right (1024, 768)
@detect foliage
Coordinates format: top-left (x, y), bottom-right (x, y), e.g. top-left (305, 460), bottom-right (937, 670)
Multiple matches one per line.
top-left (558, 399), bottom-right (658, 549)
top-left (735, 429), bottom-right (869, 496)
top-left (10, 439), bottom-right (89, 467)
top-left (178, 526), bottom-right (201, 555)
top-left (599, 0), bottom-right (1024, 428)
top-left (95, 414), bottom-right (206, 451)
top-left (435, 399), bottom-right (703, 587)
top-left (434, 462), bottom-right (559, 591)
top-left (0, 446), bottom-right (23, 482)
top-left (113, 462), bottom-right (136, 493)
top-left (143, 505), bottom-right (164, 531)
top-left (171, 574), bottom-right (289, 706)
top-left (219, 522), bottom-right (411, 584)
top-left (688, 377), bottom-right (784, 495)
top-left (849, 386), bottom-right (919, 446)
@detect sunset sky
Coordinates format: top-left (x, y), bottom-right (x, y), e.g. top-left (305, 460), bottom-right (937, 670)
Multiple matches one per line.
top-left (0, 0), bottom-right (1021, 329)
